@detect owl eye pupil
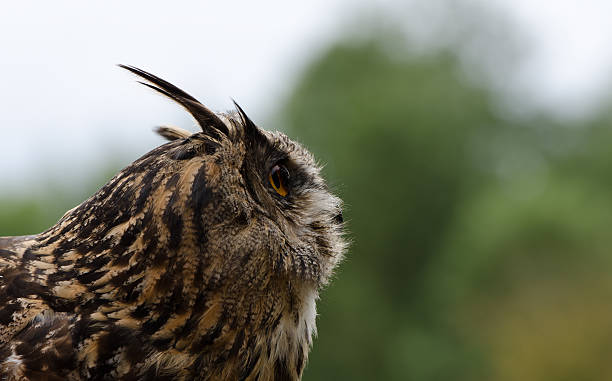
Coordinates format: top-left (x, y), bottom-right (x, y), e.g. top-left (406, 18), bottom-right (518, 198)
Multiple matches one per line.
top-left (272, 172), bottom-right (281, 188)
top-left (269, 164), bottom-right (289, 197)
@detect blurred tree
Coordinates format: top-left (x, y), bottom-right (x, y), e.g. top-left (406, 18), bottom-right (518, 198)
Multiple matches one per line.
top-left (282, 38), bottom-right (505, 380)
top-left (281, 29), bottom-right (612, 381)
top-left (430, 175), bottom-right (612, 380)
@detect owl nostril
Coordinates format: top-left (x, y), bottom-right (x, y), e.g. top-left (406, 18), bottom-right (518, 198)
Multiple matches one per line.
top-left (333, 212), bottom-right (343, 224)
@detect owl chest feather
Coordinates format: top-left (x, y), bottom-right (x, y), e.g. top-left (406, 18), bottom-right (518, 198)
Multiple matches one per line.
top-left (0, 267), bottom-right (317, 381)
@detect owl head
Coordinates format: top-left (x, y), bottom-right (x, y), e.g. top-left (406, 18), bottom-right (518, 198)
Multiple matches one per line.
top-left (40, 66), bottom-right (346, 314)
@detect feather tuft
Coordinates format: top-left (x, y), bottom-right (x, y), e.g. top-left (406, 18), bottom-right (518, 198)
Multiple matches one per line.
top-left (119, 64), bottom-right (230, 137)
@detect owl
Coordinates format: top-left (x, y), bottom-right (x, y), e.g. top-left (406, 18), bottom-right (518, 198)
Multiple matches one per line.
top-left (0, 66), bottom-right (346, 380)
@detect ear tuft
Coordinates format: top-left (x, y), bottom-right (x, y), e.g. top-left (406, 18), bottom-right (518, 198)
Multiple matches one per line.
top-left (119, 64), bottom-right (230, 137)
top-left (155, 126), bottom-right (192, 141)
top-left (231, 100), bottom-right (267, 147)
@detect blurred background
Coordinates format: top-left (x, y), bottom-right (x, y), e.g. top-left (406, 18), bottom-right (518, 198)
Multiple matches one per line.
top-left (2, 1), bottom-right (612, 379)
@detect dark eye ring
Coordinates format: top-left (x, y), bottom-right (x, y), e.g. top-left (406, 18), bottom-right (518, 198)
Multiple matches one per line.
top-left (269, 164), bottom-right (290, 197)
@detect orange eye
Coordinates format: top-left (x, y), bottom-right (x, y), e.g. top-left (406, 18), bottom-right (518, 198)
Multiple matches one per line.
top-left (269, 164), bottom-right (289, 197)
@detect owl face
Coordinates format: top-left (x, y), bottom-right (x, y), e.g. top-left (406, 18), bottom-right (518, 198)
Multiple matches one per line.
top-left (140, 110), bottom-right (346, 290)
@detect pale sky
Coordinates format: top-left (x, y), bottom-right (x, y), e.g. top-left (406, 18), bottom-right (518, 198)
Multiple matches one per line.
top-left (1, 0), bottom-right (611, 195)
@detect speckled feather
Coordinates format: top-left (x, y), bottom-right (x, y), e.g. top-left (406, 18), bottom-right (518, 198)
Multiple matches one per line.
top-left (0, 66), bottom-right (346, 381)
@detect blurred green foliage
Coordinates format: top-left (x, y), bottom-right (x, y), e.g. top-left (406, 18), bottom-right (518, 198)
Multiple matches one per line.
top-left (3, 15), bottom-right (612, 381)
top-left (279, 35), bottom-right (612, 380)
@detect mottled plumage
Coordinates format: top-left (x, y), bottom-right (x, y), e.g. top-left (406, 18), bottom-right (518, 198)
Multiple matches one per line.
top-left (0, 66), bottom-right (346, 380)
